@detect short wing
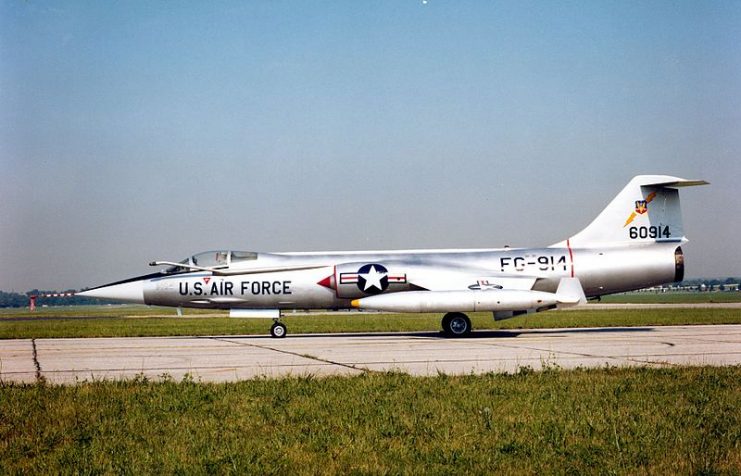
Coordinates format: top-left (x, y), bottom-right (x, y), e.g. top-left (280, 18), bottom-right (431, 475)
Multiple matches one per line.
top-left (405, 265), bottom-right (538, 292)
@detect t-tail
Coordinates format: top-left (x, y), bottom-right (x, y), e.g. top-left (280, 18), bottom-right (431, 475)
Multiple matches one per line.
top-left (550, 175), bottom-right (708, 296)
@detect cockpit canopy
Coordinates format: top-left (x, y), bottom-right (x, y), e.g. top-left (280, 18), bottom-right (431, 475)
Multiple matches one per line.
top-left (166, 250), bottom-right (258, 273)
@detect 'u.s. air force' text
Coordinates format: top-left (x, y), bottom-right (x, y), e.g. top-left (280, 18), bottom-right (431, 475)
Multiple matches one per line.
top-left (179, 281), bottom-right (292, 296)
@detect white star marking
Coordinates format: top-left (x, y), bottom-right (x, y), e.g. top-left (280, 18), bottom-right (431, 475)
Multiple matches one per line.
top-left (360, 265), bottom-right (387, 291)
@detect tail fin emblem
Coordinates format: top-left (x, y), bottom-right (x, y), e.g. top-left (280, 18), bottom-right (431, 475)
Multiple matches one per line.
top-left (634, 200), bottom-right (648, 215)
top-left (623, 191), bottom-right (656, 227)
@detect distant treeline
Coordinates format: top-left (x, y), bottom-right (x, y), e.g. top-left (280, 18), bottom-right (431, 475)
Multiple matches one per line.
top-left (0, 290), bottom-right (110, 308)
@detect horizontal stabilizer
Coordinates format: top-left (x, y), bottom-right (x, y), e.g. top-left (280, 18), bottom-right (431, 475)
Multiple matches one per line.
top-left (641, 179), bottom-right (709, 188)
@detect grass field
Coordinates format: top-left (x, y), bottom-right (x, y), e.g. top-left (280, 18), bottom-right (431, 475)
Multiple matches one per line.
top-left (600, 291), bottom-right (741, 304)
top-left (1, 305), bottom-right (740, 339)
top-left (2, 300), bottom-right (739, 473)
top-left (1, 366), bottom-right (739, 474)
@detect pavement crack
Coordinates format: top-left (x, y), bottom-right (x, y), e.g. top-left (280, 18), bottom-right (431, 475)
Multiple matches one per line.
top-left (207, 337), bottom-right (375, 374)
top-left (484, 340), bottom-right (608, 359)
top-left (482, 340), bottom-right (649, 366)
top-left (31, 339), bottom-right (43, 382)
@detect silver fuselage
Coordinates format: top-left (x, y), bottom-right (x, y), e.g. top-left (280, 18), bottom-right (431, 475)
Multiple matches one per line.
top-left (140, 243), bottom-right (682, 310)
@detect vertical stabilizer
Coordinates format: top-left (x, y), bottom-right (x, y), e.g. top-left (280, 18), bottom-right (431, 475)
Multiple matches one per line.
top-left (551, 175), bottom-right (708, 248)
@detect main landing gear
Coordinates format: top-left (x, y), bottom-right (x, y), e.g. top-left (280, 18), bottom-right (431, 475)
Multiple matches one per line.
top-left (441, 312), bottom-right (472, 337)
top-left (270, 320), bottom-right (287, 338)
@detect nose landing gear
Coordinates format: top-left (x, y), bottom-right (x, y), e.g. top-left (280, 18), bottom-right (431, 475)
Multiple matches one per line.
top-left (270, 320), bottom-right (287, 338)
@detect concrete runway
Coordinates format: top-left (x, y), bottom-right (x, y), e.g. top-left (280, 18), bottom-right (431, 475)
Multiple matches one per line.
top-left (2, 325), bottom-right (740, 384)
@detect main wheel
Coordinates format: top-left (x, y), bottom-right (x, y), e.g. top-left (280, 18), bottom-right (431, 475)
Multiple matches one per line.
top-left (441, 312), bottom-right (472, 337)
top-left (270, 322), bottom-right (287, 338)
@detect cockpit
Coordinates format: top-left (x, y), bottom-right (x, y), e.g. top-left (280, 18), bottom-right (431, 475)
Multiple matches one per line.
top-left (165, 250), bottom-right (258, 273)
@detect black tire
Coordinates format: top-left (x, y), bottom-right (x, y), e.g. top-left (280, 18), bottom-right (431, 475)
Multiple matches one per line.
top-left (270, 322), bottom-right (287, 338)
top-left (441, 312), bottom-right (471, 337)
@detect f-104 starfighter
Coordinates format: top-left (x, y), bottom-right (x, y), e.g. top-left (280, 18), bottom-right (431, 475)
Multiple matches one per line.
top-left (79, 175), bottom-right (706, 337)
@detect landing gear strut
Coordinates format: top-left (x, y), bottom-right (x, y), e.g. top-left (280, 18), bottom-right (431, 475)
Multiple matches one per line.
top-left (270, 320), bottom-right (287, 338)
top-left (441, 312), bottom-right (472, 337)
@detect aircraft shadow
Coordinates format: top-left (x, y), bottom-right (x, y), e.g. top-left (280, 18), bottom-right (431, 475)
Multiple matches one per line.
top-left (466, 327), bottom-right (656, 339)
top-left (198, 326), bottom-right (656, 341)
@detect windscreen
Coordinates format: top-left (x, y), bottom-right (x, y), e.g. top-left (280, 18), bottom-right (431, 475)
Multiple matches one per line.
top-left (230, 251), bottom-right (258, 262)
top-left (192, 251), bottom-right (229, 268)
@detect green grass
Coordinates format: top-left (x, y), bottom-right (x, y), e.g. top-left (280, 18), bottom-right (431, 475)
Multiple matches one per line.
top-left (1, 307), bottom-right (740, 339)
top-left (1, 366), bottom-right (739, 474)
top-left (601, 291), bottom-right (741, 304)
top-left (0, 304), bottom-right (220, 319)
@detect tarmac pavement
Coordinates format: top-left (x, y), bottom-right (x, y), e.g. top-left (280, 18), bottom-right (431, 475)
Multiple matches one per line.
top-left (1, 325), bottom-right (740, 384)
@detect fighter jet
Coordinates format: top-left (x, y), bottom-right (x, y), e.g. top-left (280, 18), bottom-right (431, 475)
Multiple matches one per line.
top-left (79, 175), bottom-right (707, 338)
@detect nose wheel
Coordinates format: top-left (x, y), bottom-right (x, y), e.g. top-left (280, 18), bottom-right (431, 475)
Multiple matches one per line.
top-left (270, 321), bottom-right (287, 338)
top-left (441, 312), bottom-right (472, 337)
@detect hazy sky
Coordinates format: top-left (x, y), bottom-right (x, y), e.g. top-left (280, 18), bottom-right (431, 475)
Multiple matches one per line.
top-left (1, 1), bottom-right (740, 291)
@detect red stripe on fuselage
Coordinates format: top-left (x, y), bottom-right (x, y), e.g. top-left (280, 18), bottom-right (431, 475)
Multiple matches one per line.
top-left (566, 239), bottom-right (575, 277)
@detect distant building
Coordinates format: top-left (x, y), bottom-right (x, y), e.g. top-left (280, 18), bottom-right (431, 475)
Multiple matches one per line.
top-left (631, 281), bottom-right (739, 293)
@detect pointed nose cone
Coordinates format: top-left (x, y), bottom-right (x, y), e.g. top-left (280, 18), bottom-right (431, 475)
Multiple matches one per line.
top-left (78, 280), bottom-right (145, 304)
